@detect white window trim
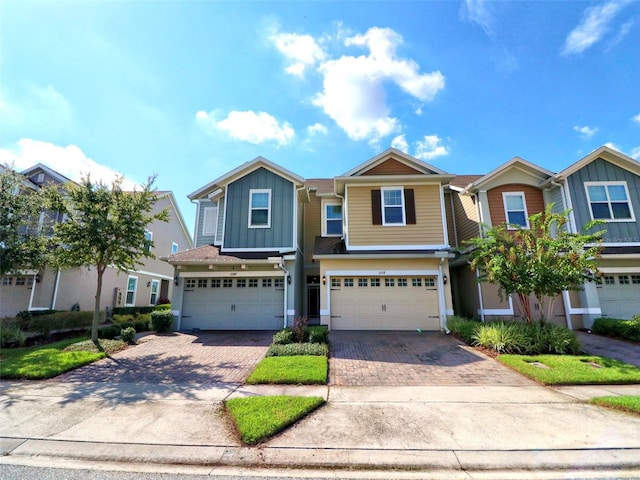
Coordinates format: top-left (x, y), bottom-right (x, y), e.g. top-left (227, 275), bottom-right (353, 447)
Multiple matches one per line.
top-left (171, 242), bottom-right (178, 254)
top-left (381, 186), bottom-right (406, 226)
top-left (149, 279), bottom-right (160, 305)
top-left (248, 189), bottom-right (271, 229)
top-left (502, 192), bottom-right (530, 230)
top-left (584, 181), bottom-right (636, 222)
top-left (125, 275), bottom-right (138, 306)
top-left (144, 231), bottom-right (153, 252)
top-left (202, 206), bottom-right (218, 236)
top-left (322, 199), bottom-right (343, 237)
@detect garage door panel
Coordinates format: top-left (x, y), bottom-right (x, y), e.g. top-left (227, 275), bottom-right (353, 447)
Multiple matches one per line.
top-left (597, 273), bottom-right (640, 320)
top-left (331, 276), bottom-right (440, 331)
top-left (182, 277), bottom-right (283, 330)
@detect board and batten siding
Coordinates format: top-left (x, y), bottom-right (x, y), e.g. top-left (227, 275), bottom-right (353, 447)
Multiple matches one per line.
top-left (224, 167), bottom-right (294, 249)
top-left (567, 158), bottom-right (640, 242)
top-left (547, 186), bottom-right (565, 215)
top-left (346, 184), bottom-right (445, 247)
top-left (487, 184), bottom-right (544, 227)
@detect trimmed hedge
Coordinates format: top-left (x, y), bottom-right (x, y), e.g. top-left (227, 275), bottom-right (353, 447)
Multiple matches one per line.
top-left (28, 311), bottom-right (99, 339)
top-left (272, 326), bottom-right (329, 345)
top-left (149, 310), bottom-right (173, 333)
top-left (267, 343), bottom-right (329, 357)
top-left (592, 317), bottom-right (640, 342)
top-left (112, 306), bottom-right (156, 316)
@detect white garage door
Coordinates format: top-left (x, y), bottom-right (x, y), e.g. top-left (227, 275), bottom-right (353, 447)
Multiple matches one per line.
top-left (597, 273), bottom-right (640, 320)
top-left (181, 277), bottom-right (284, 330)
top-left (330, 276), bottom-right (440, 330)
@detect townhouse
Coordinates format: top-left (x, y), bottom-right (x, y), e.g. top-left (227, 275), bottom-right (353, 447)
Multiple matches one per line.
top-left (0, 163), bottom-right (193, 318)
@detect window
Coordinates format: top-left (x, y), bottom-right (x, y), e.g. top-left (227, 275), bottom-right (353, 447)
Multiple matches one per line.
top-left (197, 279), bottom-right (208, 288)
top-left (381, 187), bottom-right (405, 225)
top-left (631, 275), bottom-right (640, 284)
top-left (619, 275), bottom-right (630, 285)
top-left (274, 278), bottom-right (284, 288)
top-left (2, 277), bottom-right (13, 286)
top-left (370, 278), bottom-right (380, 287)
top-left (412, 278), bottom-right (422, 287)
top-left (425, 278), bottom-right (435, 287)
top-left (223, 279), bottom-right (233, 288)
top-left (323, 201), bottom-right (343, 236)
top-left (358, 278), bottom-right (368, 287)
top-left (331, 278), bottom-right (341, 288)
top-left (398, 278), bottom-right (408, 287)
top-left (502, 192), bottom-right (529, 229)
top-left (249, 189), bottom-right (271, 228)
top-left (344, 278), bottom-right (354, 287)
top-left (27, 276), bottom-right (34, 287)
top-left (603, 275), bottom-right (615, 285)
top-left (262, 278), bottom-right (272, 288)
top-left (385, 278), bottom-right (395, 287)
top-left (249, 279), bottom-right (258, 288)
top-left (16, 277), bottom-right (26, 286)
top-left (202, 206), bottom-right (218, 236)
top-left (211, 279), bottom-right (221, 288)
top-left (185, 279), bottom-right (196, 289)
top-left (237, 279), bottom-right (246, 288)
top-left (149, 280), bottom-right (159, 305)
top-left (171, 243), bottom-right (178, 254)
top-left (125, 276), bottom-right (138, 306)
top-left (144, 231), bottom-right (153, 253)
top-left (585, 182), bottom-right (635, 221)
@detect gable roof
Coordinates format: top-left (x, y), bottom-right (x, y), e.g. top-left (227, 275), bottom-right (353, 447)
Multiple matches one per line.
top-left (306, 178), bottom-right (334, 196)
top-left (155, 191), bottom-right (194, 249)
top-left (21, 163), bottom-right (72, 185)
top-left (188, 156), bottom-right (305, 200)
top-left (542, 145), bottom-right (640, 186)
top-left (461, 156), bottom-right (554, 194)
top-left (341, 148), bottom-right (448, 177)
top-left (448, 174), bottom-right (483, 191)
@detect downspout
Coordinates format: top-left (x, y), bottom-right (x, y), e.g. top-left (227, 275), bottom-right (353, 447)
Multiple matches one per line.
top-left (449, 190), bottom-right (458, 248)
top-left (276, 259), bottom-right (290, 329)
top-left (28, 273), bottom-right (37, 311)
top-left (474, 193), bottom-right (486, 322)
top-left (51, 269), bottom-right (61, 309)
top-left (439, 258), bottom-right (449, 333)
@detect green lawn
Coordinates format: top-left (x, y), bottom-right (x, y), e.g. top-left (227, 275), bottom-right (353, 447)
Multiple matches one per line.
top-left (0, 337), bottom-right (126, 379)
top-left (591, 396), bottom-right (640, 415)
top-left (226, 395), bottom-right (325, 444)
top-left (246, 355), bottom-right (327, 384)
top-left (498, 354), bottom-right (640, 385)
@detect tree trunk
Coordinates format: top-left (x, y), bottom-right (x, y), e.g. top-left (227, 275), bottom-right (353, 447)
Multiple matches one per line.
top-left (92, 267), bottom-right (104, 342)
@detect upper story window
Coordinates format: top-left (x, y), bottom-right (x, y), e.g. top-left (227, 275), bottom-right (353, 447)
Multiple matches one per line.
top-left (249, 189), bottom-right (271, 228)
top-left (171, 242), bottom-right (178, 254)
top-left (585, 182), bottom-right (635, 222)
top-left (202, 206), bottom-right (218, 236)
top-left (322, 201), bottom-right (343, 236)
top-left (381, 187), bottom-right (405, 225)
top-left (502, 192), bottom-right (529, 229)
top-left (144, 231), bottom-right (152, 252)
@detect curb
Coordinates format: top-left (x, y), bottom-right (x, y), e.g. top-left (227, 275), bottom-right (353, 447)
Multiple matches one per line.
top-left (3, 438), bottom-right (640, 472)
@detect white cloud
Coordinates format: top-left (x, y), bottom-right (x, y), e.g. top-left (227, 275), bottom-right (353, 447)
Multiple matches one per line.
top-left (573, 125), bottom-right (598, 139)
top-left (271, 32), bottom-right (327, 76)
top-left (632, 113), bottom-right (640, 124)
top-left (0, 139), bottom-right (138, 189)
top-left (311, 27), bottom-right (445, 144)
top-left (562, 1), bottom-right (628, 55)
top-left (460, 0), bottom-right (496, 36)
top-left (307, 123), bottom-right (327, 136)
top-left (414, 135), bottom-right (449, 160)
top-left (196, 110), bottom-right (295, 146)
top-left (630, 146), bottom-right (640, 160)
top-left (391, 135), bottom-right (409, 153)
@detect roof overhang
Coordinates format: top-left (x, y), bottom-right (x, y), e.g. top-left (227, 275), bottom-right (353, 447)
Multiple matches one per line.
top-left (341, 148), bottom-right (448, 177)
top-left (334, 174), bottom-right (455, 195)
top-left (461, 157), bottom-right (554, 194)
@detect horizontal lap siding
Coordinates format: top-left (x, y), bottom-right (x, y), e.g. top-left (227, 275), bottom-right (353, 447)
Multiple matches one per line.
top-left (452, 192), bottom-right (480, 243)
top-left (487, 185), bottom-right (544, 227)
top-left (347, 184), bottom-right (445, 246)
top-left (304, 193), bottom-right (322, 266)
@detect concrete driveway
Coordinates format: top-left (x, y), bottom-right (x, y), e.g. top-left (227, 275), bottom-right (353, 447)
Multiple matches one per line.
top-left (329, 331), bottom-right (536, 386)
top-left (54, 331), bottom-right (273, 386)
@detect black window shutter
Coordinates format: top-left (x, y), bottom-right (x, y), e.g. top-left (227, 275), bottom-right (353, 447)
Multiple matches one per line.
top-left (405, 189), bottom-right (416, 224)
top-left (371, 189), bottom-right (382, 225)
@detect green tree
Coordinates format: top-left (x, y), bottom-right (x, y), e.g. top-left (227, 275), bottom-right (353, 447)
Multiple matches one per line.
top-left (48, 175), bottom-right (168, 341)
top-left (0, 166), bottom-right (50, 275)
top-left (467, 204), bottom-right (604, 323)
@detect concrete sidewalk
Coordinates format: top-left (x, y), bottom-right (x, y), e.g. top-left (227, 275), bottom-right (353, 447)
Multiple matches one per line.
top-left (2, 380), bottom-right (640, 475)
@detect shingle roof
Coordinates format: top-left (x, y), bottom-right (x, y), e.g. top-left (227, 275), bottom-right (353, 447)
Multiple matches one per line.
top-left (167, 245), bottom-right (242, 264)
top-left (449, 175), bottom-right (483, 189)
top-left (306, 178), bottom-right (334, 195)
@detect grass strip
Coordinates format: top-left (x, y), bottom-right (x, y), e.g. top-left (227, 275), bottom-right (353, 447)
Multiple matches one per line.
top-left (498, 354), bottom-right (640, 385)
top-left (0, 337), bottom-right (126, 379)
top-left (246, 355), bottom-right (327, 384)
top-left (591, 396), bottom-right (640, 415)
top-left (226, 395), bottom-right (325, 444)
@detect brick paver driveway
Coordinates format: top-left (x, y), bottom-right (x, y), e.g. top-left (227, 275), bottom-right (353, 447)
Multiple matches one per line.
top-left (329, 331), bottom-right (535, 386)
top-left (56, 331), bottom-right (273, 386)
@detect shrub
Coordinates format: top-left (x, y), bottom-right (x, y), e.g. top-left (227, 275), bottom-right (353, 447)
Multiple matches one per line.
top-left (96, 325), bottom-right (121, 340)
top-left (307, 326), bottom-right (329, 344)
top-left (593, 317), bottom-right (640, 342)
top-left (267, 343), bottom-right (329, 357)
top-left (473, 322), bottom-right (528, 354)
top-left (447, 316), bottom-right (480, 343)
top-left (112, 306), bottom-right (156, 316)
top-left (134, 319), bottom-right (149, 332)
top-left (120, 326), bottom-right (136, 344)
top-left (291, 316), bottom-right (308, 342)
top-left (154, 304), bottom-right (171, 311)
top-left (0, 325), bottom-right (26, 348)
top-left (273, 328), bottom-right (295, 345)
top-left (28, 311), bottom-right (97, 339)
top-left (157, 297), bottom-right (171, 305)
top-left (149, 310), bottom-right (173, 333)
top-left (470, 321), bottom-right (580, 355)
top-left (112, 314), bottom-right (136, 324)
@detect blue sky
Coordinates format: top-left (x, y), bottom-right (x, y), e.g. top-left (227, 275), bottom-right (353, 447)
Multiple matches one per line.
top-left (1, 1), bottom-right (639, 235)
